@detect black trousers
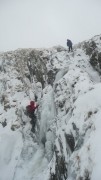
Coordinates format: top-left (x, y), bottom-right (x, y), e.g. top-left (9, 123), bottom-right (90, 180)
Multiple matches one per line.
top-left (69, 46), bottom-right (72, 52)
top-left (29, 112), bottom-right (36, 132)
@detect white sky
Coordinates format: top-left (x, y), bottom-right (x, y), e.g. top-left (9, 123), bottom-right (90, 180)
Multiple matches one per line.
top-left (0, 0), bottom-right (101, 52)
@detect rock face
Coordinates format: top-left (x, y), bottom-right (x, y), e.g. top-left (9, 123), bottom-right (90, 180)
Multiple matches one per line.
top-left (82, 35), bottom-right (101, 74)
top-left (0, 36), bottom-right (101, 180)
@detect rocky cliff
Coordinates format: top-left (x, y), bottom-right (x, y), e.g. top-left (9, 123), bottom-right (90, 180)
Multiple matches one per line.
top-left (0, 35), bottom-right (101, 180)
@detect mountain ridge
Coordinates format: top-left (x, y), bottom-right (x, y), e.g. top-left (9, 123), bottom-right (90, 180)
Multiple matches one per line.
top-left (0, 34), bottom-right (101, 180)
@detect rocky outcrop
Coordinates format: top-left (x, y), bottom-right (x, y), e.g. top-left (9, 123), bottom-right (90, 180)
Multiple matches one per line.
top-left (0, 35), bottom-right (101, 180)
top-left (83, 35), bottom-right (101, 74)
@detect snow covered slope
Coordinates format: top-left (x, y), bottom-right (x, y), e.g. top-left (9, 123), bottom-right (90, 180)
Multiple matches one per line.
top-left (0, 35), bottom-right (101, 180)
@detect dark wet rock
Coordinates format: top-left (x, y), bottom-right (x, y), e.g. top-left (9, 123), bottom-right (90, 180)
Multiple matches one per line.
top-left (72, 122), bottom-right (79, 138)
top-left (65, 133), bottom-right (75, 152)
top-left (1, 119), bottom-right (7, 127)
top-left (89, 51), bottom-right (101, 73)
top-left (75, 136), bottom-right (84, 151)
top-left (50, 145), bottom-right (68, 180)
top-left (4, 103), bottom-right (11, 111)
top-left (87, 111), bottom-right (93, 118)
top-left (58, 99), bottom-right (66, 108)
top-left (27, 50), bottom-right (47, 87)
top-left (84, 41), bottom-right (97, 56)
top-left (83, 40), bottom-right (101, 73)
top-left (11, 121), bottom-right (20, 131)
top-left (47, 70), bottom-right (57, 86)
top-left (98, 52), bottom-right (101, 68)
top-left (90, 51), bottom-right (98, 67)
top-left (78, 169), bottom-right (90, 180)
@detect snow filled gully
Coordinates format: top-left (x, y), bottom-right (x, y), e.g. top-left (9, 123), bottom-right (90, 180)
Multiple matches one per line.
top-left (13, 85), bottom-right (56, 180)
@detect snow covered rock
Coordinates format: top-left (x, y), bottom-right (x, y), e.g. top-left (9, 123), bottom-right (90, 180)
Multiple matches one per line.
top-left (0, 34), bottom-right (101, 180)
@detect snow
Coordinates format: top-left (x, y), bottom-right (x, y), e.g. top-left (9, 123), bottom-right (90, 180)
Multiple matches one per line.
top-left (0, 35), bottom-right (101, 179)
top-left (0, 131), bottom-right (23, 180)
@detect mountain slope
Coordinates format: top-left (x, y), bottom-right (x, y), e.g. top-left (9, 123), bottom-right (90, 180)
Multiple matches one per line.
top-left (0, 35), bottom-right (101, 180)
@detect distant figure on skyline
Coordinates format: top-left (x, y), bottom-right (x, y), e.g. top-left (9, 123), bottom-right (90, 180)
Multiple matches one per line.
top-left (67, 39), bottom-right (73, 52)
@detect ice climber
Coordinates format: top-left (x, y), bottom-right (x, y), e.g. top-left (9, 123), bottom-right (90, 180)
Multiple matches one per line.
top-left (67, 39), bottom-right (73, 52)
top-left (26, 101), bottom-right (39, 132)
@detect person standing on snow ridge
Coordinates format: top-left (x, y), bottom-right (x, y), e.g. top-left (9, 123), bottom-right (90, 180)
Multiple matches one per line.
top-left (67, 39), bottom-right (73, 52)
top-left (26, 101), bottom-right (39, 132)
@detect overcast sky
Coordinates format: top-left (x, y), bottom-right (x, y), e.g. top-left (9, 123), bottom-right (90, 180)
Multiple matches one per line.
top-left (0, 0), bottom-right (101, 52)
